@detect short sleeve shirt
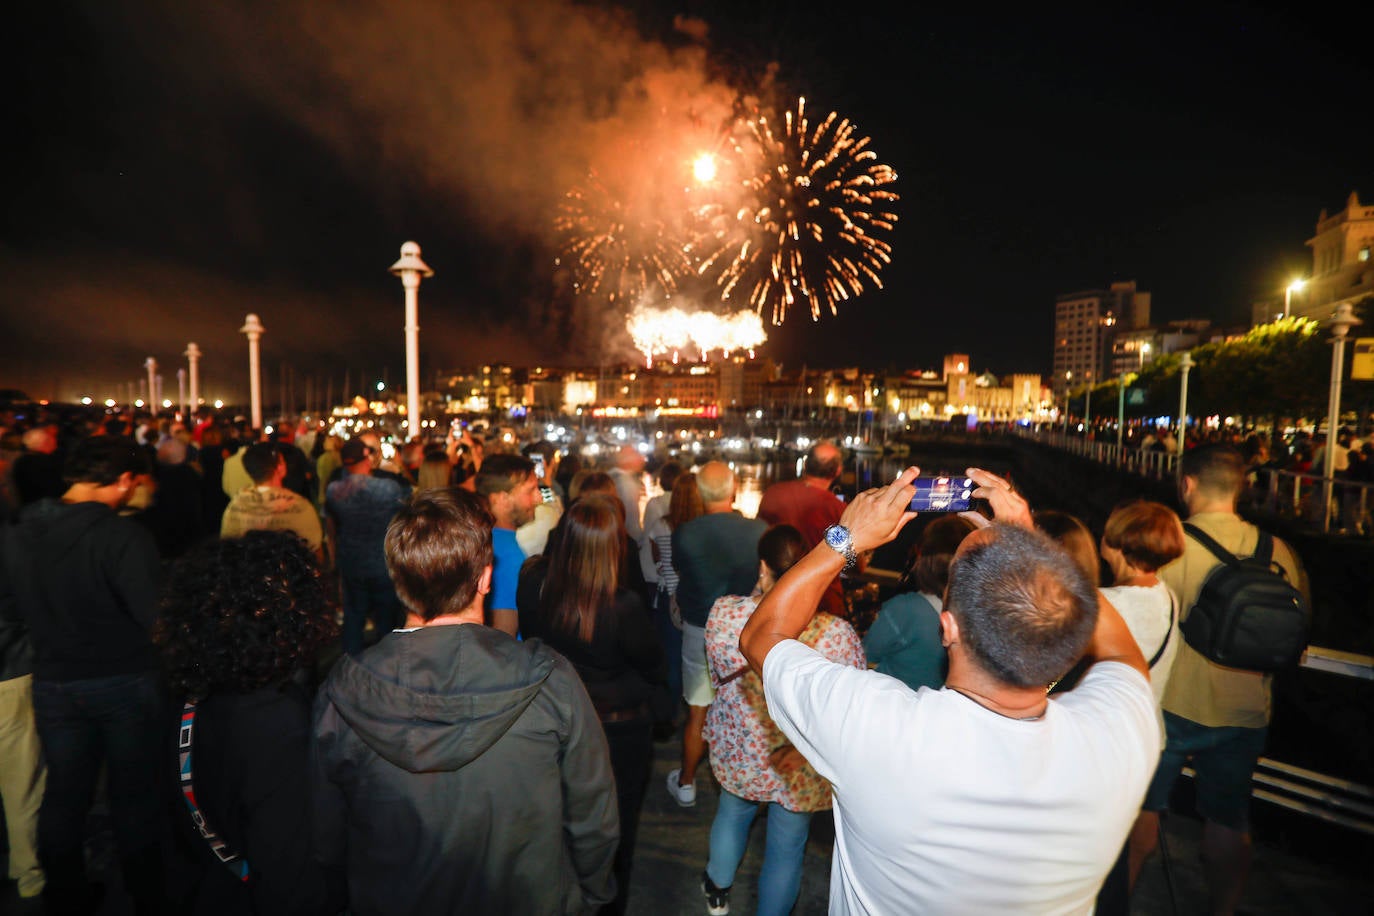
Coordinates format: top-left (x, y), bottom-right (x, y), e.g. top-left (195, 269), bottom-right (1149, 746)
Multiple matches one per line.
top-left (763, 642), bottom-right (1159, 914)
top-left (488, 528), bottom-right (525, 614)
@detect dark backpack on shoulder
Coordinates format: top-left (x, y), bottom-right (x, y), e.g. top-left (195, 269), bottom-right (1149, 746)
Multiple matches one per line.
top-left (1179, 524), bottom-right (1309, 672)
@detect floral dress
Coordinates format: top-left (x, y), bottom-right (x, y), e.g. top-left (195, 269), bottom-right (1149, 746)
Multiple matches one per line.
top-left (703, 594), bottom-right (865, 812)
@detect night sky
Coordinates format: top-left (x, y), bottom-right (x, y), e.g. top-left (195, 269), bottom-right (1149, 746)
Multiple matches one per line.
top-left (4, 1), bottom-right (1371, 404)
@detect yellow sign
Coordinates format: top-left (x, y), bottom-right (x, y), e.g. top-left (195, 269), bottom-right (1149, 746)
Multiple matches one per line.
top-left (1353, 338), bottom-right (1374, 381)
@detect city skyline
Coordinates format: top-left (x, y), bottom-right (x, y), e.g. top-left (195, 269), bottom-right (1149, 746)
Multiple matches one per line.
top-left (4, 2), bottom-right (1372, 403)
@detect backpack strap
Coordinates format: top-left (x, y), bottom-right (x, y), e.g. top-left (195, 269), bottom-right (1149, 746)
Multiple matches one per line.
top-left (1182, 523), bottom-right (1243, 566)
top-left (1183, 523), bottom-right (1274, 566)
top-left (1147, 589), bottom-right (1176, 669)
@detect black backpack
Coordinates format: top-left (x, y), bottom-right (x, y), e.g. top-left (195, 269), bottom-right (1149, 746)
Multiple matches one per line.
top-left (1178, 524), bottom-right (1309, 671)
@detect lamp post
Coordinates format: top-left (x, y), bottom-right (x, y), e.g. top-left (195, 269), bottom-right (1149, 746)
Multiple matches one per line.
top-left (1177, 351), bottom-right (1193, 464)
top-left (1284, 278), bottom-right (1307, 319)
top-left (1320, 302), bottom-right (1362, 532)
top-left (1116, 372), bottom-right (1127, 452)
top-left (184, 342), bottom-right (202, 415)
top-left (143, 357), bottom-right (157, 415)
top-left (240, 313), bottom-right (265, 431)
top-left (389, 241), bottom-right (434, 439)
top-left (177, 368), bottom-right (187, 419)
top-left (1062, 370), bottom-right (1072, 438)
top-left (1084, 374), bottom-right (1092, 441)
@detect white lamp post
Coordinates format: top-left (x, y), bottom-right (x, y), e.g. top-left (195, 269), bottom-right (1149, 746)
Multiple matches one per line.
top-left (1284, 279), bottom-right (1307, 319)
top-left (240, 314), bottom-right (265, 431)
top-left (1321, 302), bottom-right (1362, 532)
top-left (389, 241), bottom-right (434, 438)
top-left (1177, 351), bottom-right (1194, 462)
top-left (185, 342), bottom-right (202, 414)
top-left (144, 357), bottom-right (157, 414)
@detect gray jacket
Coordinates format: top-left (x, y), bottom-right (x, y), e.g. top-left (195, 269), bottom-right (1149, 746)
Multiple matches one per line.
top-left (312, 623), bottom-right (618, 915)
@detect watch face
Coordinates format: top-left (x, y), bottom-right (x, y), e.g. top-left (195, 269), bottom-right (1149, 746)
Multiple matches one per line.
top-left (825, 525), bottom-right (850, 550)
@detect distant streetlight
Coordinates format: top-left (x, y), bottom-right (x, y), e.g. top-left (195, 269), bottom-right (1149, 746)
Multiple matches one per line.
top-left (389, 241), bottom-right (434, 438)
top-left (1320, 302), bottom-right (1362, 532)
top-left (1062, 370), bottom-right (1072, 436)
top-left (1284, 278), bottom-right (1307, 318)
top-left (1176, 351), bottom-right (1194, 464)
top-left (143, 357), bottom-right (157, 414)
top-left (240, 313), bottom-right (265, 430)
top-left (185, 342), bottom-right (202, 413)
top-left (1140, 341), bottom-right (1151, 371)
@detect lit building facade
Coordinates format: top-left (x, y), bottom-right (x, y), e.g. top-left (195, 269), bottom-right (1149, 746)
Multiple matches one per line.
top-left (1283, 190), bottom-right (1374, 322)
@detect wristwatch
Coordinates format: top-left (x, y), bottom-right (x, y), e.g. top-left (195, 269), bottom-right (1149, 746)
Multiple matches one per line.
top-left (823, 524), bottom-right (857, 569)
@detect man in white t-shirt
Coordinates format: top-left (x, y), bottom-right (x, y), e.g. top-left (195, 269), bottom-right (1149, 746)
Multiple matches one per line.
top-left (740, 467), bottom-right (1160, 914)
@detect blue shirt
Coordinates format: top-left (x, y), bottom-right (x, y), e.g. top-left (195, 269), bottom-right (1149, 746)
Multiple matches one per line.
top-left (489, 528), bottom-right (525, 615)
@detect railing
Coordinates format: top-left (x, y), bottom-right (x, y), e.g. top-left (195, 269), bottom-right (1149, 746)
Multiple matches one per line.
top-left (1016, 427), bottom-right (1374, 533)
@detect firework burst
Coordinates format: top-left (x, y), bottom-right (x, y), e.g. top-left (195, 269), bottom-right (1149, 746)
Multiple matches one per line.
top-left (706, 97), bottom-right (899, 324)
top-left (627, 304), bottom-right (766, 366)
top-left (554, 170), bottom-right (696, 308)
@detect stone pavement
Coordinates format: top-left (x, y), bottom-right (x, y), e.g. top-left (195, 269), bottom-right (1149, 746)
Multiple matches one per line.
top-left (627, 733), bottom-right (1374, 916)
top-left (3, 727), bottom-right (1370, 914)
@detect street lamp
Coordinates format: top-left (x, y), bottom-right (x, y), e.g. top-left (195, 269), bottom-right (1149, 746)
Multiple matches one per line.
top-left (240, 313), bottom-right (265, 431)
top-left (1320, 302), bottom-right (1362, 532)
top-left (143, 357), bottom-right (157, 415)
top-left (1062, 370), bottom-right (1072, 437)
top-left (1176, 351), bottom-right (1194, 464)
top-left (389, 241), bottom-right (434, 439)
top-left (185, 342), bottom-right (202, 415)
top-left (1284, 278), bottom-right (1307, 319)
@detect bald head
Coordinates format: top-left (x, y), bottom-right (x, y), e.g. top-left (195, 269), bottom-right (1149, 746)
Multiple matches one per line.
top-left (615, 444), bottom-right (646, 473)
top-left (22, 426), bottom-right (57, 454)
top-left (696, 461), bottom-right (736, 510)
top-left (803, 441), bottom-right (843, 482)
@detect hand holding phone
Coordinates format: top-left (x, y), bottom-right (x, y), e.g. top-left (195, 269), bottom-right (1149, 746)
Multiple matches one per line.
top-left (907, 476), bottom-right (974, 513)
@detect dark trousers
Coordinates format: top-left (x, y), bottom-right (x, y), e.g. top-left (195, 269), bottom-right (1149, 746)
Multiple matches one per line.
top-left (340, 573), bottom-right (403, 656)
top-left (600, 716), bottom-right (654, 916)
top-left (33, 671), bottom-right (168, 915)
top-left (653, 590), bottom-right (683, 703)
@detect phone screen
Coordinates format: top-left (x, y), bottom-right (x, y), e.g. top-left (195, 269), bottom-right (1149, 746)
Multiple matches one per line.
top-left (908, 476), bottom-right (974, 513)
top-left (531, 453), bottom-right (547, 480)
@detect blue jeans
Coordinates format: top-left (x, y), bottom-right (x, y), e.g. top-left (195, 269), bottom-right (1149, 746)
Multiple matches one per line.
top-left (341, 573), bottom-right (403, 656)
top-left (653, 589), bottom-right (683, 701)
top-left (33, 671), bottom-right (167, 912)
top-left (706, 791), bottom-right (812, 916)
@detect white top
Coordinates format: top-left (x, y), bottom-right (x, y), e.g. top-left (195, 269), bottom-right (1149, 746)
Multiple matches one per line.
top-left (639, 492), bottom-right (671, 585)
top-left (763, 641), bottom-right (1159, 915)
top-left (1099, 581), bottom-right (1179, 708)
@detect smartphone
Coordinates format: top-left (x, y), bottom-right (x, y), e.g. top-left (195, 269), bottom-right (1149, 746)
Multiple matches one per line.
top-left (908, 476), bottom-right (974, 513)
top-left (531, 452), bottom-right (547, 480)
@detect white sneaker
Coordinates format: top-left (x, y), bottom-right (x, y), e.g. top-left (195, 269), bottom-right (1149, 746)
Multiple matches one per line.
top-left (667, 767), bottom-right (696, 807)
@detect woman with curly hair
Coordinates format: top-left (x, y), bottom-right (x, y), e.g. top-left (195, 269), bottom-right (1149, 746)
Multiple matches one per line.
top-left (154, 530), bottom-right (339, 915)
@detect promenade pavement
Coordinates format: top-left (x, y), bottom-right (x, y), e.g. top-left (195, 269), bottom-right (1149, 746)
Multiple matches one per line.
top-left (4, 708), bottom-right (1370, 915)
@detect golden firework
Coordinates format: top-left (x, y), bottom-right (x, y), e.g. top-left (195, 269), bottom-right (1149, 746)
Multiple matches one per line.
top-left (707, 97), bottom-right (899, 324)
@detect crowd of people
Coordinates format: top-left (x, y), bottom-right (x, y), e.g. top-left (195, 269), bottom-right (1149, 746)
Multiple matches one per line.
top-left (0, 405), bottom-right (1311, 915)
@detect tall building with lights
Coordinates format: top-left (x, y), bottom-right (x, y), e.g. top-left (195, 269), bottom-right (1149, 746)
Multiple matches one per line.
top-left (1051, 280), bottom-right (1150, 397)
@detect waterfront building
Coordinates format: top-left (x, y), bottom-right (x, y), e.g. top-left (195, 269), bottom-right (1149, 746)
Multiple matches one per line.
top-left (1274, 190), bottom-right (1374, 324)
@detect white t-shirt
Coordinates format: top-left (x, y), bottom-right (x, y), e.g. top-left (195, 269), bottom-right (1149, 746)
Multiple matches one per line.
top-left (763, 641), bottom-right (1159, 915)
top-left (1100, 581), bottom-right (1179, 708)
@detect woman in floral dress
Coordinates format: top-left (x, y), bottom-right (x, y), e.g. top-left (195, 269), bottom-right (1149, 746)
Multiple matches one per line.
top-left (700, 525), bottom-right (865, 916)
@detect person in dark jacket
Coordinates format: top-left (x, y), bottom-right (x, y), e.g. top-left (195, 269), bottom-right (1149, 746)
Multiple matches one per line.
top-left (518, 495), bottom-right (667, 915)
top-left (4, 435), bottom-right (169, 915)
top-left (153, 531), bottom-right (339, 915)
top-left (311, 488), bottom-right (619, 915)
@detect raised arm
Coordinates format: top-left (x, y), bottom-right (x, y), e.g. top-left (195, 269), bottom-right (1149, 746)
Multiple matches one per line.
top-left (741, 467), bottom-right (919, 674)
